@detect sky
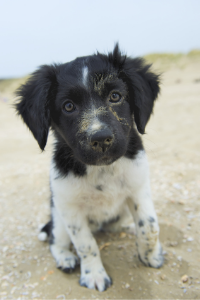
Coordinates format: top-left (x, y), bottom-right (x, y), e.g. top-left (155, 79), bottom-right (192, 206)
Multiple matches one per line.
top-left (0, 0), bottom-right (200, 78)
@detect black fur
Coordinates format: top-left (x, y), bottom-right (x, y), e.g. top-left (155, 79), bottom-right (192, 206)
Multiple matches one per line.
top-left (149, 216), bottom-right (155, 223)
top-left (138, 220), bottom-right (144, 227)
top-left (53, 132), bottom-right (87, 178)
top-left (15, 44), bottom-right (162, 292)
top-left (40, 220), bottom-right (52, 236)
top-left (15, 44), bottom-right (160, 178)
top-left (16, 65), bottom-right (58, 150)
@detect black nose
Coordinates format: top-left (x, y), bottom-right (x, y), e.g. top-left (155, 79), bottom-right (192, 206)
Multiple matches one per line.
top-left (90, 129), bottom-right (114, 153)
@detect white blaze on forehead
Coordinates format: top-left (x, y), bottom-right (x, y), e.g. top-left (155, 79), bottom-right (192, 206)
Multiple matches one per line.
top-left (82, 66), bottom-right (88, 87)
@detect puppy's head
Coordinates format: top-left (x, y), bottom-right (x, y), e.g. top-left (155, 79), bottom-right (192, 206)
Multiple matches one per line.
top-left (16, 44), bottom-right (160, 165)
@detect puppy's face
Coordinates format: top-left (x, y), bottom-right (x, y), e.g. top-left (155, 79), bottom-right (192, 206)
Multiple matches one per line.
top-left (16, 44), bottom-right (160, 165)
top-left (50, 63), bottom-right (132, 165)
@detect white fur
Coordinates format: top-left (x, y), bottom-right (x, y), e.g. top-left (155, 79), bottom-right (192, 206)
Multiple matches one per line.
top-left (50, 153), bottom-right (135, 223)
top-left (89, 119), bottom-right (103, 132)
top-left (50, 207), bottom-right (79, 270)
top-left (49, 150), bottom-right (163, 291)
top-left (38, 231), bottom-right (48, 241)
top-left (51, 244), bottom-right (78, 270)
top-left (51, 150), bottom-right (150, 216)
top-left (50, 151), bottom-right (162, 291)
top-left (82, 66), bottom-right (88, 87)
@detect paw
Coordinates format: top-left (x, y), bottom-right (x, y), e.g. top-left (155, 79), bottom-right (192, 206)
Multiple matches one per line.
top-left (138, 241), bottom-right (163, 268)
top-left (121, 222), bottom-right (136, 234)
top-left (50, 245), bottom-right (79, 273)
top-left (80, 266), bottom-right (112, 292)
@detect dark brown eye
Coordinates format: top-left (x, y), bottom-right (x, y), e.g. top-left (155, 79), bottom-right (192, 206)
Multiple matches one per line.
top-left (110, 92), bottom-right (121, 103)
top-left (64, 102), bottom-right (75, 112)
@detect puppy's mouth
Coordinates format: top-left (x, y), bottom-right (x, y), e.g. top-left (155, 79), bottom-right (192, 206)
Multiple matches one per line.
top-left (77, 152), bottom-right (120, 166)
top-left (95, 156), bottom-right (117, 166)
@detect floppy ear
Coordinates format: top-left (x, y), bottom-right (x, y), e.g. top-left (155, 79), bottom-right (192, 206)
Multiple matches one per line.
top-left (15, 64), bottom-right (58, 150)
top-left (121, 57), bottom-right (160, 134)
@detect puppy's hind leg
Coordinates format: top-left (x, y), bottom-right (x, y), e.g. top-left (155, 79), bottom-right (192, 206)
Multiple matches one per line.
top-left (50, 206), bottom-right (79, 273)
top-left (102, 204), bottom-right (135, 234)
top-left (38, 220), bottom-right (52, 241)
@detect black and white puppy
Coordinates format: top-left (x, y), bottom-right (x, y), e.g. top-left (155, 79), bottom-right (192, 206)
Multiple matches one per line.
top-left (16, 44), bottom-right (163, 292)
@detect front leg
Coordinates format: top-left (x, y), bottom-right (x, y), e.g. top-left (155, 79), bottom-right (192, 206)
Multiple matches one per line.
top-left (127, 152), bottom-right (163, 268)
top-left (50, 206), bottom-right (79, 273)
top-left (128, 195), bottom-right (163, 268)
top-left (50, 163), bottom-right (112, 291)
top-left (55, 205), bottom-right (112, 292)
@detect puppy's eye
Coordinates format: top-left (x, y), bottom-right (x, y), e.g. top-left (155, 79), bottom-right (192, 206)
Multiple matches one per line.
top-left (64, 102), bottom-right (76, 112)
top-left (110, 92), bottom-right (121, 103)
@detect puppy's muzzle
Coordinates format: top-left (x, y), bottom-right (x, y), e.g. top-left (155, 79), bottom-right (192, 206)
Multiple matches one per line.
top-left (90, 128), bottom-right (114, 153)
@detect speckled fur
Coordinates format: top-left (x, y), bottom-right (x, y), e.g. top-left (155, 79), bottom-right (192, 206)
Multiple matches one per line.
top-left (16, 44), bottom-right (162, 292)
top-left (48, 150), bottom-right (163, 291)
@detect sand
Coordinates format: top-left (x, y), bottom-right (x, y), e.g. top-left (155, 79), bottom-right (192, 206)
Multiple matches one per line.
top-left (0, 55), bottom-right (200, 299)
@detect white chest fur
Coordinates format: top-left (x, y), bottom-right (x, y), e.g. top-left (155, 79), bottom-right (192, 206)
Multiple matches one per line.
top-left (50, 150), bottom-right (149, 223)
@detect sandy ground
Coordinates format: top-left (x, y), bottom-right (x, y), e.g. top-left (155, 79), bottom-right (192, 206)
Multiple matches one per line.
top-left (0, 57), bottom-right (200, 299)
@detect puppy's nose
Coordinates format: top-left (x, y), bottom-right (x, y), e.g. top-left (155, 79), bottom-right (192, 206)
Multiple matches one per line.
top-left (90, 129), bottom-right (114, 152)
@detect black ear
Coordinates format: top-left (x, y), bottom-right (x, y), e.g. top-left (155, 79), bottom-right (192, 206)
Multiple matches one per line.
top-left (15, 64), bottom-right (58, 150)
top-left (121, 57), bottom-right (160, 134)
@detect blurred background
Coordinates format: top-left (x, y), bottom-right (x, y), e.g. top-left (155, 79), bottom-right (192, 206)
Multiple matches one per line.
top-left (0, 0), bottom-right (200, 78)
top-left (0, 1), bottom-right (200, 299)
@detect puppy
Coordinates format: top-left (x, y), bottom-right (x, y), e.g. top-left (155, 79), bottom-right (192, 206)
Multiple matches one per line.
top-left (16, 44), bottom-right (163, 292)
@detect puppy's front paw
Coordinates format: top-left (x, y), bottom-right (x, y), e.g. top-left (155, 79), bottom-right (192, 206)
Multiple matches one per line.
top-left (50, 245), bottom-right (79, 273)
top-left (138, 241), bottom-right (163, 268)
top-left (80, 266), bottom-right (112, 292)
